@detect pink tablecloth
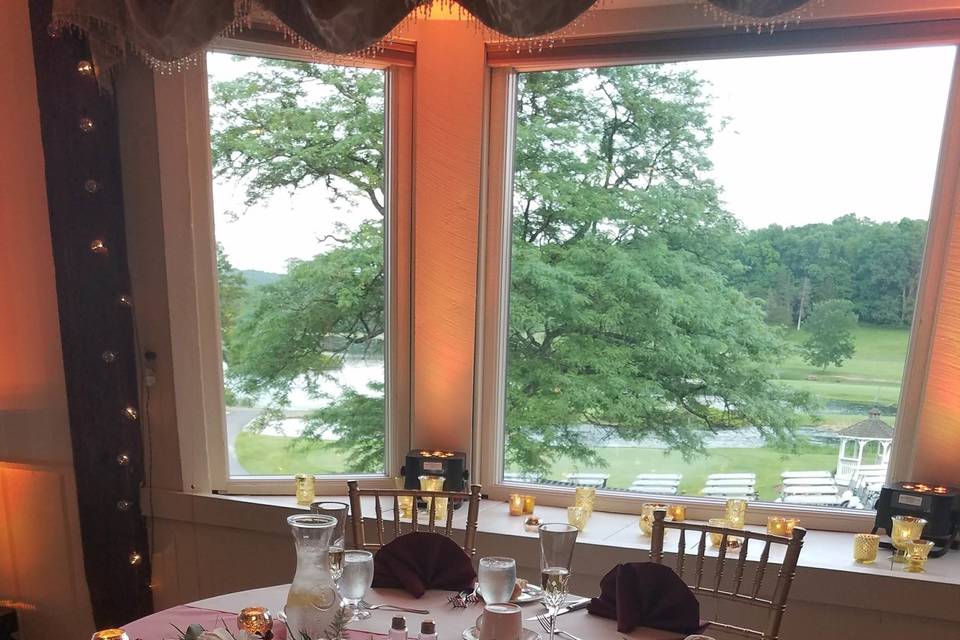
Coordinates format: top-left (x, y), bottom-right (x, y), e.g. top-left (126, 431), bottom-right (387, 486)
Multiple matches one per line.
top-left (123, 605), bottom-right (387, 640)
top-left (124, 586), bottom-right (684, 640)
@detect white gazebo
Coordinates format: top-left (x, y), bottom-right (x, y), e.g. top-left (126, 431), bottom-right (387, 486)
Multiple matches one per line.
top-left (835, 409), bottom-right (894, 484)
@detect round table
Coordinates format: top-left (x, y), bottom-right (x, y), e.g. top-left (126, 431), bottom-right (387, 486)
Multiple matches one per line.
top-left (123, 585), bottom-right (686, 640)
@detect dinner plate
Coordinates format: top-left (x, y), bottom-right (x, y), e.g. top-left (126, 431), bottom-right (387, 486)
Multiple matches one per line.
top-left (462, 626), bottom-right (541, 640)
top-left (512, 584), bottom-right (545, 603)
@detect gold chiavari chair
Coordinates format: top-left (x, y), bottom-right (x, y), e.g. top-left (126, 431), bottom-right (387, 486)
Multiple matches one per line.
top-left (346, 480), bottom-right (483, 557)
top-left (650, 509), bottom-right (806, 640)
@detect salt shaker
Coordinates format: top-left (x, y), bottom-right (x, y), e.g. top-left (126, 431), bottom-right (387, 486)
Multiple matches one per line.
top-left (388, 615), bottom-right (408, 640)
top-left (419, 619), bottom-right (438, 640)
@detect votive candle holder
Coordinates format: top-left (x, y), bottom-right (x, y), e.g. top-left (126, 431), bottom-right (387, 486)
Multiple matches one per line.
top-left (295, 473), bottom-right (316, 506)
top-left (724, 499), bottom-right (747, 529)
top-left (639, 502), bottom-right (668, 536)
top-left (523, 495), bottom-right (536, 514)
top-left (508, 493), bottom-right (525, 516)
top-left (91, 631), bottom-right (129, 640)
top-left (667, 504), bottom-right (686, 522)
top-left (567, 505), bottom-right (589, 530)
top-left (905, 539), bottom-right (934, 573)
top-left (767, 516), bottom-right (799, 537)
top-left (853, 533), bottom-right (880, 563)
top-left (575, 486), bottom-right (597, 517)
top-left (238, 607), bottom-right (273, 635)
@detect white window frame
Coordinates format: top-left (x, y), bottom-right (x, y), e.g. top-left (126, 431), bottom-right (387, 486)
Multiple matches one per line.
top-left (153, 37), bottom-right (414, 495)
top-left (475, 26), bottom-right (960, 531)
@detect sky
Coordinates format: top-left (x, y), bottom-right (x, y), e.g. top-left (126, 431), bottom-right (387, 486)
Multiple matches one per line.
top-left (208, 46), bottom-right (957, 273)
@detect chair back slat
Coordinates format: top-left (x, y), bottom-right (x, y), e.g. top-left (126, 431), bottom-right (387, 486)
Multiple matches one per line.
top-left (713, 532), bottom-right (729, 593)
top-left (694, 529), bottom-right (707, 591)
top-left (734, 537), bottom-right (748, 596)
top-left (752, 540), bottom-right (772, 600)
top-left (374, 495), bottom-right (385, 546)
top-left (676, 528), bottom-right (687, 579)
top-left (650, 510), bottom-right (805, 640)
top-left (392, 495), bottom-right (401, 538)
top-left (346, 481), bottom-right (483, 557)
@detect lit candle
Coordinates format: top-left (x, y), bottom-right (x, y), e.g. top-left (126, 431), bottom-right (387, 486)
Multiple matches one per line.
top-left (523, 495), bottom-right (536, 514)
top-left (667, 505), bottom-right (686, 522)
top-left (91, 631), bottom-right (129, 640)
top-left (238, 607), bottom-right (273, 635)
top-left (767, 516), bottom-right (787, 536)
top-left (295, 474), bottom-right (316, 506)
top-left (509, 493), bottom-right (524, 516)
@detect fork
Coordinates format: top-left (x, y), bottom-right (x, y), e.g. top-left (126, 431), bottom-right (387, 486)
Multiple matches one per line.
top-left (534, 614), bottom-right (583, 640)
top-left (360, 601), bottom-right (430, 615)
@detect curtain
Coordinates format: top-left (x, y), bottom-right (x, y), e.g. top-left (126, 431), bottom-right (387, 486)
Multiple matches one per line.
top-left (707, 1), bottom-right (812, 18)
top-left (51, 0), bottom-right (599, 79)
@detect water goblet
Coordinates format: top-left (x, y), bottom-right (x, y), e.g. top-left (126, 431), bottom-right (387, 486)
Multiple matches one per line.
top-left (341, 550), bottom-right (375, 620)
top-left (539, 523), bottom-right (579, 640)
top-left (478, 556), bottom-right (517, 604)
top-left (891, 515), bottom-right (927, 562)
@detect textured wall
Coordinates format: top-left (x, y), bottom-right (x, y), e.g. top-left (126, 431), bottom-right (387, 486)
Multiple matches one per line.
top-left (0, 0), bottom-right (95, 636)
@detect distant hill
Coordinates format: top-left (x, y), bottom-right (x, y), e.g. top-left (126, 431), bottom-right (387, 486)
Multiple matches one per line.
top-left (241, 269), bottom-right (284, 287)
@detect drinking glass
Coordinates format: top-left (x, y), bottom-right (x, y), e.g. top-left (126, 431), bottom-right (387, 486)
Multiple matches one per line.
top-left (539, 523), bottom-right (579, 640)
top-left (341, 550), bottom-right (374, 620)
top-left (311, 501), bottom-right (348, 584)
top-left (478, 556), bottom-right (517, 604)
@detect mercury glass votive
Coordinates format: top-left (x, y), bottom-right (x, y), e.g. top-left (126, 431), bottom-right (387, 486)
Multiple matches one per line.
top-left (419, 475), bottom-right (447, 520)
top-left (905, 539), bottom-right (934, 573)
top-left (238, 607), bottom-right (273, 635)
top-left (891, 515), bottom-right (927, 562)
top-left (508, 493), bottom-right (525, 516)
top-left (294, 474), bottom-right (315, 506)
top-left (523, 495), bottom-right (536, 514)
top-left (639, 502), bottom-right (668, 536)
top-left (567, 505), bottom-right (589, 530)
top-left (724, 499), bottom-right (748, 529)
top-left (91, 631), bottom-right (129, 640)
top-left (575, 486), bottom-right (597, 517)
top-left (853, 533), bottom-right (880, 563)
top-left (667, 504), bottom-right (686, 522)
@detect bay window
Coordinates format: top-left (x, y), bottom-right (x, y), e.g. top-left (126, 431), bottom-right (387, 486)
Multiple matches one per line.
top-left (478, 37), bottom-right (959, 524)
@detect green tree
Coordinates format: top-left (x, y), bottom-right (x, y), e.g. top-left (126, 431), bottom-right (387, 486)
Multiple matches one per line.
top-left (505, 68), bottom-right (810, 474)
top-left (802, 299), bottom-right (858, 370)
top-left (212, 60), bottom-right (813, 476)
top-left (216, 241), bottom-right (247, 364)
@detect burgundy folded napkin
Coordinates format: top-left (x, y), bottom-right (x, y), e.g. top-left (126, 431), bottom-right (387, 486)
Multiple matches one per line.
top-left (371, 532), bottom-right (477, 598)
top-left (587, 562), bottom-right (703, 634)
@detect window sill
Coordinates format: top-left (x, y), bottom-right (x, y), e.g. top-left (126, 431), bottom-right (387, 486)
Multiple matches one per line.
top-left (145, 488), bottom-right (960, 621)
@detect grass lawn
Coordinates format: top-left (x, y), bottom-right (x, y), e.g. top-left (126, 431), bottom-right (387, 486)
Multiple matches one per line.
top-left (778, 324), bottom-right (909, 425)
top-left (234, 431), bottom-right (372, 475)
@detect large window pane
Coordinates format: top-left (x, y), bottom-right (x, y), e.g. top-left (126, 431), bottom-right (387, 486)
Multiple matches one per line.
top-left (207, 52), bottom-right (387, 477)
top-left (503, 46), bottom-right (955, 509)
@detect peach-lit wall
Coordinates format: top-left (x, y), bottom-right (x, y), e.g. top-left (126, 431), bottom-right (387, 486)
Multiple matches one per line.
top-left (0, 0), bottom-right (95, 637)
top-left (410, 21), bottom-right (486, 454)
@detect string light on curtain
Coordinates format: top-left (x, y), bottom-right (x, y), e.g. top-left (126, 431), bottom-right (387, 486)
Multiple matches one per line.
top-left (698, 0), bottom-right (825, 32)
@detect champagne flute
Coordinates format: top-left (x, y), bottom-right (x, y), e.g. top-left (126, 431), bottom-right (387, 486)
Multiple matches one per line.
top-left (341, 550), bottom-right (374, 620)
top-left (478, 556), bottom-right (517, 604)
top-left (311, 501), bottom-right (349, 586)
top-left (539, 523), bottom-right (578, 640)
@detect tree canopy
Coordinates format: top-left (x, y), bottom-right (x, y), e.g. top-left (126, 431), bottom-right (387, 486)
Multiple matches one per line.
top-left (210, 57), bottom-right (924, 477)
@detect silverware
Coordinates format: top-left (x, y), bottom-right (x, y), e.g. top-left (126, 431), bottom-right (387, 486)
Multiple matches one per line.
top-left (362, 603), bottom-right (430, 615)
top-left (533, 614), bottom-right (584, 640)
top-left (524, 598), bottom-right (590, 621)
